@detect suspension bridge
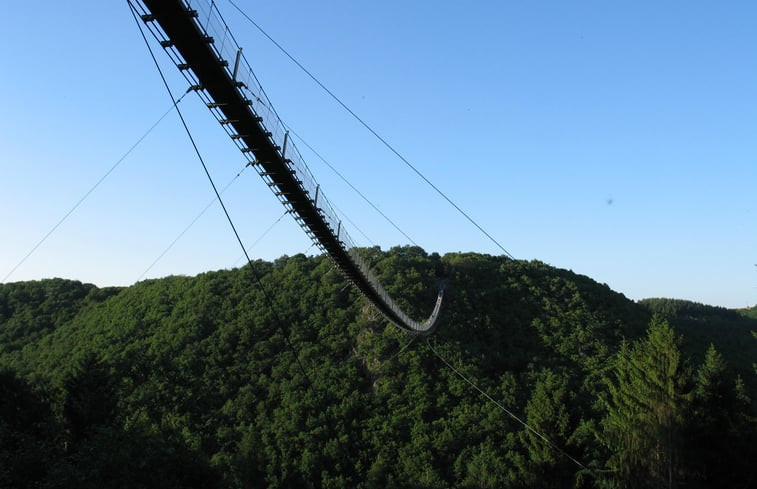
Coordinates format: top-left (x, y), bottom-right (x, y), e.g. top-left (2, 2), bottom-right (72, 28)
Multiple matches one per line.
top-left (131, 0), bottom-right (443, 334)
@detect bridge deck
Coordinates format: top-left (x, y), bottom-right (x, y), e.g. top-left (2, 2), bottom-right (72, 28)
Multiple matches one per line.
top-left (135, 0), bottom-right (442, 333)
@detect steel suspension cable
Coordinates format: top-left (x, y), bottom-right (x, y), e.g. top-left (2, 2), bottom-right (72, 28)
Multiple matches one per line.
top-left (284, 125), bottom-right (418, 247)
top-left (425, 337), bottom-right (588, 471)
top-left (2, 92), bottom-right (190, 283)
top-left (330, 201), bottom-right (375, 248)
top-left (128, 0), bottom-right (320, 398)
top-left (227, 0), bottom-right (514, 259)
top-left (138, 163), bottom-right (252, 281)
top-left (231, 209), bottom-right (289, 268)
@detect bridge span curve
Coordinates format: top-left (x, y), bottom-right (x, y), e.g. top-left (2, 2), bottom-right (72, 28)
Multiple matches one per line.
top-left (132, 0), bottom-right (443, 334)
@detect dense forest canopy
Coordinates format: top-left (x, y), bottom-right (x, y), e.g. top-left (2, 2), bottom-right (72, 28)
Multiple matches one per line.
top-left (1, 248), bottom-right (755, 488)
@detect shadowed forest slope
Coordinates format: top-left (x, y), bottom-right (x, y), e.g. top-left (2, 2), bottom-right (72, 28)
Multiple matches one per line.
top-left (1, 248), bottom-right (755, 488)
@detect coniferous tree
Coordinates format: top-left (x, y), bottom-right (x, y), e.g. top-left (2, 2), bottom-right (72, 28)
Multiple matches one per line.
top-left (519, 368), bottom-right (575, 488)
top-left (685, 345), bottom-right (756, 488)
top-left (61, 354), bottom-right (118, 449)
top-left (601, 316), bottom-right (691, 489)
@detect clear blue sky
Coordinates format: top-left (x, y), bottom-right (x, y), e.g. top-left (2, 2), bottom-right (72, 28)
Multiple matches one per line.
top-left (1, 1), bottom-right (755, 308)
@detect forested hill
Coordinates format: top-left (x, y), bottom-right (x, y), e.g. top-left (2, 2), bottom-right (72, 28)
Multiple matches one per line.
top-left (1, 248), bottom-right (755, 488)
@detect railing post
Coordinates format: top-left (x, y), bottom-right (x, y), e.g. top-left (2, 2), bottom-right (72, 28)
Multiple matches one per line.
top-left (232, 47), bottom-right (242, 82)
top-left (314, 184), bottom-right (320, 206)
top-left (281, 130), bottom-right (289, 160)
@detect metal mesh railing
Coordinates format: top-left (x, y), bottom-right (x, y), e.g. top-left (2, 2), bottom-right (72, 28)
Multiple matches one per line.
top-left (172, 0), bottom-right (340, 245)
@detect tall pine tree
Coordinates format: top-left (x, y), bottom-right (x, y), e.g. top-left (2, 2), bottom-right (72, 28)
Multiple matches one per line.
top-left (601, 316), bottom-right (691, 489)
top-left (684, 344), bottom-right (756, 488)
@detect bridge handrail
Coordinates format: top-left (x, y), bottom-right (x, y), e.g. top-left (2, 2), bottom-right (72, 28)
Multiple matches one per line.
top-left (140, 0), bottom-right (441, 333)
top-left (188, 1), bottom-right (343, 240)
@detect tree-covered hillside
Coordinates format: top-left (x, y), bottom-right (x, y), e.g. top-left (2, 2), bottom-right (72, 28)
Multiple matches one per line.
top-left (639, 298), bottom-right (757, 390)
top-left (1, 248), bottom-right (755, 488)
top-left (739, 304), bottom-right (757, 320)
